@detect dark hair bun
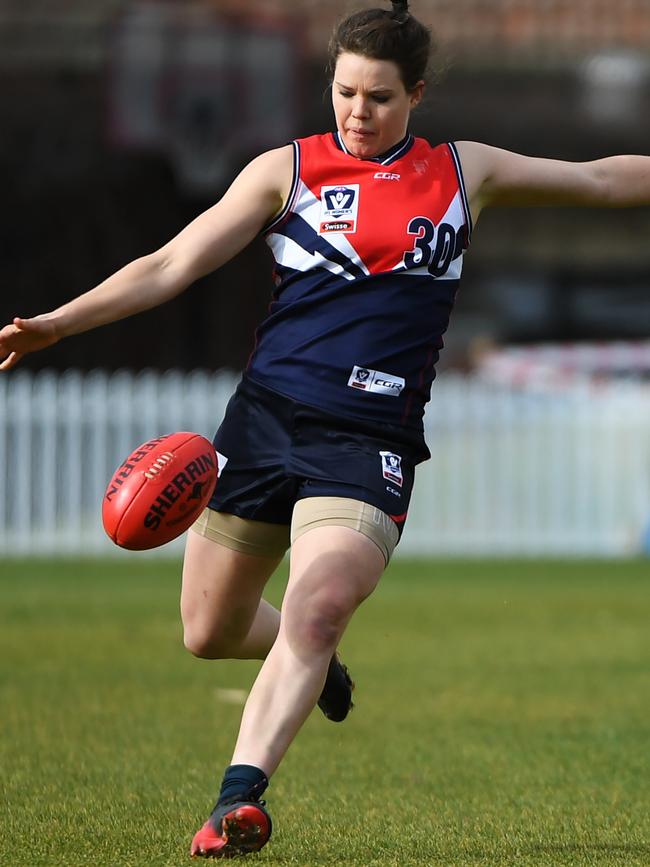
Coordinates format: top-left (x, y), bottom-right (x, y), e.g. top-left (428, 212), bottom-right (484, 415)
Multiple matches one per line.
top-left (329, 2), bottom-right (433, 92)
top-left (391, 0), bottom-right (409, 22)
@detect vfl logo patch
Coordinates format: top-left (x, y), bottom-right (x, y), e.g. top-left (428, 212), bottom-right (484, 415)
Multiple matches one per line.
top-left (348, 365), bottom-right (405, 397)
top-left (380, 451), bottom-right (403, 487)
top-left (319, 184), bottom-right (359, 234)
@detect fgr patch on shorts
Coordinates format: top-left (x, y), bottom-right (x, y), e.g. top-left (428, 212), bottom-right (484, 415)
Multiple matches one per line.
top-left (205, 375), bottom-right (430, 539)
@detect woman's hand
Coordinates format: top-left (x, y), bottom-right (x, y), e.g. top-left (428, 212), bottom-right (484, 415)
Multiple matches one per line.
top-left (0, 315), bottom-right (60, 370)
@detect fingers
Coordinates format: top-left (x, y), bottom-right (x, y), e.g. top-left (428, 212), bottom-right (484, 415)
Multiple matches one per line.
top-left (0, 321), bottom-right (30, 371)
top-left (14, 316), bottom-right (43, 331)
top-left (0, 351), bottom-right (21, 371)
top-left (0, 315), bottom-right (58, 370)
top-left (0, 328), bottom-right (14, 368)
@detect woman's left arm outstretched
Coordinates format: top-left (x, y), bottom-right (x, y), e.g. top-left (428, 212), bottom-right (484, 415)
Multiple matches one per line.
top-left (456, 140), bottom-right (650, 222)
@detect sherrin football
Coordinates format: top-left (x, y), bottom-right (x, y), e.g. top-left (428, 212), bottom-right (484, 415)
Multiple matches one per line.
top-left (102, 432), bottom-right (218, 550)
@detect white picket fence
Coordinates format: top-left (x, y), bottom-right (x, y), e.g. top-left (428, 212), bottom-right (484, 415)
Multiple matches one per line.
top-left (1, 369), bottom-right (649, 558)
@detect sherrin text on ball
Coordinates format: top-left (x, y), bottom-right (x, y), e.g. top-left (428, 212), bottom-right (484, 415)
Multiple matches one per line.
top-left (102, 432), bottom-right (217, 550)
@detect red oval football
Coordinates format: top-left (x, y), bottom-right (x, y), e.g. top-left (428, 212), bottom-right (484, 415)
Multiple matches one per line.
top-left (102, 432), bottom-right (218, 550)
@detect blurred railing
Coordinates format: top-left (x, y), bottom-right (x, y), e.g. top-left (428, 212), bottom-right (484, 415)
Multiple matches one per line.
top-left (0, 369), bottom-right (649, 558)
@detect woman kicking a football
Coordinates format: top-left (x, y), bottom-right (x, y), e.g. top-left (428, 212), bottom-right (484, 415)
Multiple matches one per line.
top-left (2, 0), bottom-right (650, 858)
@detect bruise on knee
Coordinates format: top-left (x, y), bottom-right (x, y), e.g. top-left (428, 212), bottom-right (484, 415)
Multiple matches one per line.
top-left (284, 586), bottom-right (355, 655)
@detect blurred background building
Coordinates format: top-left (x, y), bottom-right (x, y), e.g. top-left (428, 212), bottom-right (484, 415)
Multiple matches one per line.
top-left (1, 0), bottom-right (649, 372)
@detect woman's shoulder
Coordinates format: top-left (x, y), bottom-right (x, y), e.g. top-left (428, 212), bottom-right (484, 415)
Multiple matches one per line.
top-left (248, 143), bottom-right (295, 172)
top-left (238, 144), bottom-right (295, 195)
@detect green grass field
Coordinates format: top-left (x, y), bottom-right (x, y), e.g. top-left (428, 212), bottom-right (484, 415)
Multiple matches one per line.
top-left (1, 558), bottom-right (649, 867)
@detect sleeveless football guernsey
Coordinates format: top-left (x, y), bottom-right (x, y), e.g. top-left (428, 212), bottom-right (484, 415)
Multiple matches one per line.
top-left (246, 132), bottom-right (472, 430)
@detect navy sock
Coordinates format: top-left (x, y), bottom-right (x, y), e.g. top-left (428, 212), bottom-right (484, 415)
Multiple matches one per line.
top-left (217, 764), bottom-right (268, 805)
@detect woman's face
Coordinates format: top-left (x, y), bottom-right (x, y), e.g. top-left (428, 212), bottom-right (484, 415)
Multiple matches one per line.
top-left (332, 52), bottom-right (423, 159)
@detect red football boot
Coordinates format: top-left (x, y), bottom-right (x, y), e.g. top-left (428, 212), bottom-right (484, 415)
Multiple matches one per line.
top-left (191, 800), bottom-right (272, 859)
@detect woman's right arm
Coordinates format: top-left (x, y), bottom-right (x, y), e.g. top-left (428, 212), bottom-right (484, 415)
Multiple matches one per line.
top-left (0, 145), bottom-right (294, 370)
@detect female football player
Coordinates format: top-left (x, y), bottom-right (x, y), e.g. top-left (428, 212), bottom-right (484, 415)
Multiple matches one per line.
top-left (1, 0), bottom-right (650, 858)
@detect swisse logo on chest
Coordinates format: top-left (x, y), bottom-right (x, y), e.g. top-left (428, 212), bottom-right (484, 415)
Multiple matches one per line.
top-left (319, 184), bottom-right (359, 234)
top-left (348, 365), bottom-right (405, 397)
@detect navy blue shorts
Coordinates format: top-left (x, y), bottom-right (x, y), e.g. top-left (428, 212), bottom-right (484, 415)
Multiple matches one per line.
top-left (207, 376), bottom-right (430, 537)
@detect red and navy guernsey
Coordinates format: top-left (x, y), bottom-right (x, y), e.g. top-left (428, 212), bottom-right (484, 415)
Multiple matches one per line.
top-left (246, 132), bottom-right (472, 431)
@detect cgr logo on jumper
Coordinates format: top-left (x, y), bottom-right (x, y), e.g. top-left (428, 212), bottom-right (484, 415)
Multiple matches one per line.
top-left (319, 184), bottom-right (359, 234)
top-left (348, 365), bottom-right (405, 397)
top-left (373, 172), bottom-right (400, 181)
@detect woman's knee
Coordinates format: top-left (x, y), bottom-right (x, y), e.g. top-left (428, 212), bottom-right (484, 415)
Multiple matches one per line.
top-left (183, 625), bottom-right (225, 659)
top-left (182, 611), bottom-right (246, 659)
top-left (284, 528), bottom-right (385, 653)
top-left (284, 589), bottom-right (356, 654)
top-left (180, 530), bottom-right (279, 659)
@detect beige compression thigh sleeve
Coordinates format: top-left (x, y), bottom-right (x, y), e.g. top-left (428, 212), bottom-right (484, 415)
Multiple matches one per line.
top-left (191, 508), bottom-right (291, 558)
top-left (291, 497), bottom-right (399, 566)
